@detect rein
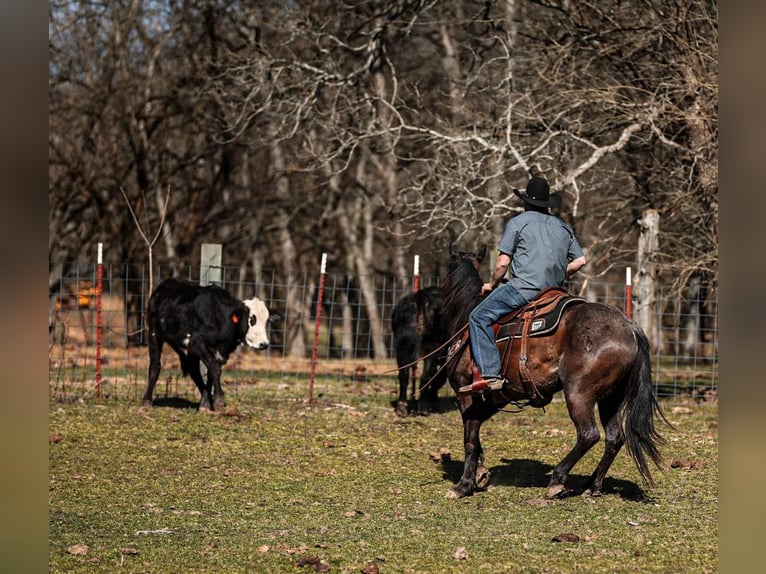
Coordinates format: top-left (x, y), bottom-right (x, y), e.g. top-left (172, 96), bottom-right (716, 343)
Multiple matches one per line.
top-left (383, 324), bottom-right (468, 376)
top-left (414, 324), bottom-right (470, 395)
top-left (385, 318), bottom-right (542, 414)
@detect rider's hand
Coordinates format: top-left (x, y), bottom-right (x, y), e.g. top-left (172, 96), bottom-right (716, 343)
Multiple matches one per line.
top-left (481, 282), bottom-right (494, 296)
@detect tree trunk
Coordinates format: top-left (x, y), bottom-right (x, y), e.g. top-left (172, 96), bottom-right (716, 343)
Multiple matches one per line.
top-left (681, 275), bottom-right (701, 359)
top-left (636, 209), bottom-right (660, 349)
top-left (270, 129), bottom-right (308, 357)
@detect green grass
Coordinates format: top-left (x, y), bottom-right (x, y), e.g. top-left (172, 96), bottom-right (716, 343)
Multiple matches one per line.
top-left (49, 393), bottom-right (717, 573)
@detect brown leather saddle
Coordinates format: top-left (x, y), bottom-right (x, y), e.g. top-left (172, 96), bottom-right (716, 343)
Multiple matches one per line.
top-left (477, 286), bottom-right (586, 405)
top-left (494, 286), bottom-right (586, 342)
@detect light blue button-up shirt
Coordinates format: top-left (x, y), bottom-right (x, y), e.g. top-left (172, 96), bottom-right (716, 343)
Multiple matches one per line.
top-left (497, 211), bottom-right (584, 301)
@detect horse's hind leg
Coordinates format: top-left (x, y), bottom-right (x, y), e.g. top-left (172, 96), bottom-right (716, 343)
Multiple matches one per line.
top-left (547, 395), bottom-right (601, 499)
top-left (585, 394), bottom-right (625, 496)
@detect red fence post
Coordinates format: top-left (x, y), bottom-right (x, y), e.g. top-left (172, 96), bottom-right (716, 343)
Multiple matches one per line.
top-left (625, 267), bottom-right (632, 319)
top-left (412, 255), bottom-right (420, 293)
top-left (308, 253), bottom-right (327, 403)
top-left (95, 243), bottom-right (103, 397)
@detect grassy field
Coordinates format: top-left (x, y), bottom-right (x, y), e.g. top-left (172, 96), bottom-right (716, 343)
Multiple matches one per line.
top-left (49, 391), bottom-right (717, 573)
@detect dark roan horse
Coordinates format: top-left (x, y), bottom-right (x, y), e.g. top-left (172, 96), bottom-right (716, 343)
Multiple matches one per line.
top-left (441, 246), bottom-right (670, 499)
top-left (391, 286), bottom-right (449, 417)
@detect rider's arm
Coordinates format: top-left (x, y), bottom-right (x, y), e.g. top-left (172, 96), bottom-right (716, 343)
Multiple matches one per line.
top-left (566, 256), bottom-right (586, 277)
top-left (482, 253), bottom-right (511, 295)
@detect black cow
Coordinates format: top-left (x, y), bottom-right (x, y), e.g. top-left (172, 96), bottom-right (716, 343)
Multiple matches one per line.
top-left (391, 286), bottom-right (449, 416)
top-left (141, 277), bottom-right (274, 411)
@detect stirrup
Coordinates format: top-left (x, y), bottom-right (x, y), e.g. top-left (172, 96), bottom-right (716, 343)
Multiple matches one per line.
top-left (458, 377), bottom-right (507, 395)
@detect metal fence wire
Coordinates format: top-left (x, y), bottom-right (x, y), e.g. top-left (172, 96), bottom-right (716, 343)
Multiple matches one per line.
top-left (48, 261), bottom-right (718, 405)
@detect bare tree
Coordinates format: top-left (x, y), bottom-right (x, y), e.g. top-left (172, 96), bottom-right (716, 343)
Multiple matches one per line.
top-left (50, 0), bottom-right (717, 359)
top-left (119, 186), bottom-right (171, 295)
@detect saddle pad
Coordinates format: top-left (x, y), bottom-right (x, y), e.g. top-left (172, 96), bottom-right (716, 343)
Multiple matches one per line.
top-left (495, 295), bottom-right (586, 340)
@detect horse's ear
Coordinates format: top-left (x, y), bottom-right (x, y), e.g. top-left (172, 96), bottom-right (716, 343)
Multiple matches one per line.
top-left (477, 244), bottom-right (487, 262)
top-left (268, 308), bottom-right (283, 324)
top-left (449, 243), bottom-right (458, 258)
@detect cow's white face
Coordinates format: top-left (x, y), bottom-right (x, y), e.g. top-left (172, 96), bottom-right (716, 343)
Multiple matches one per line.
top-left (242, 297), bottom-right (271, 350)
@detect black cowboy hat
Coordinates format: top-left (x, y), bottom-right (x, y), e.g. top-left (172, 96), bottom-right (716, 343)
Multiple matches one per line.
top-left (512, 177), bottom-right (562, 209)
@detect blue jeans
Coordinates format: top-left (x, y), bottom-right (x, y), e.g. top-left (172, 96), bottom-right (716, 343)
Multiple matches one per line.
top-left (468, 284), bottom-right (529, 378)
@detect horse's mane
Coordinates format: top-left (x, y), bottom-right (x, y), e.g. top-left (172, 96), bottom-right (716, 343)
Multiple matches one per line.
top-left (441, 255), bottom-right (484, 335)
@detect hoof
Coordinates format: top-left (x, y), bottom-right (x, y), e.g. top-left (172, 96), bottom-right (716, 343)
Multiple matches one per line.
top-left (447, 483), bottom-right (473, 499)
top-left (546, 484), bottom-right (567, 499)
top-left (582, 488), bottom-right (603, 498)
top-left (198, 405), bottom-right (213, 414)
top-left (395, 401), bottom-right (409, 417)
top-left (476, 466), bottom-right (491, 490)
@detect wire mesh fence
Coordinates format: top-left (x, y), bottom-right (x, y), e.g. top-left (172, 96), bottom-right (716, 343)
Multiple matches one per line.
top-left (48, 261), bottom-right (718, 406)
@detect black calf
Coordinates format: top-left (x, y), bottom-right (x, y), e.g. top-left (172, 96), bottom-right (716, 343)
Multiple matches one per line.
top-left (142, 278), bottom-right (272, 411)
top-left (391, 286), bottom-right (448, 416)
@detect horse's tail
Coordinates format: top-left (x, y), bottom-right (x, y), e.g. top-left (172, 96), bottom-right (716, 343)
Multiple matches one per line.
top-left (621, 325), bottom-right (671, 486)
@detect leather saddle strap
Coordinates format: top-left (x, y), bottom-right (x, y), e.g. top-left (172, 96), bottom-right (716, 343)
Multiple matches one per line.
top-left (518, 310), bottom-right (540, 399)
top-left (499, 313), bottom-right (523, 380)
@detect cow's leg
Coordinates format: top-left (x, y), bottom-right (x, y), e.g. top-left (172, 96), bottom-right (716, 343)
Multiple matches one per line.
top-left (187, 354), bottom-right (213, 412)
top-left (209, 361), bottom-right (225, 410)
top-left (198, 352), bottom-right (225, 411)
top-left (141, 332), bottom-right (163, 407)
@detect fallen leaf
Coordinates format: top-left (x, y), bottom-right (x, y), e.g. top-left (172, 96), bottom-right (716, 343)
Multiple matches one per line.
top-left (671, 459), bottom-right (708, 470)
top-left (552, 533), bottom-right (580, 543)
top-left (361, 560), bottom-right (380, 573)
top-left (285, 543), bottom-right (309, 555)
top-left (453, 546), bottom-right (467, 560)
top-left (257, 545), bottom-right (270, 554)
top-left (671, 406), bottom-right (693, 415)
top-left (526, 497), bottom-right (554, 507)
top-left (428, 448), bottom-right (451, 463)
top-left (343, 509), bottom-right (368, 519)
top-left (121, 548), bottom-right (139, 555)
top-left (67, 544), bottom-right (89, 555)
top-left (295, 555), bottom-right (330, 572)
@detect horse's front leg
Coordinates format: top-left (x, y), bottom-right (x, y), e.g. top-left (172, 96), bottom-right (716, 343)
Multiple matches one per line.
top-left (475, 444), bottom-right (490, 490)
top-left (447, 418), bottom-right (483, 498)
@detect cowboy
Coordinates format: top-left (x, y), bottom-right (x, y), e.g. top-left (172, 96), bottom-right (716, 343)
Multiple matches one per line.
top-left (463, 176), bottom-right (587, 393)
